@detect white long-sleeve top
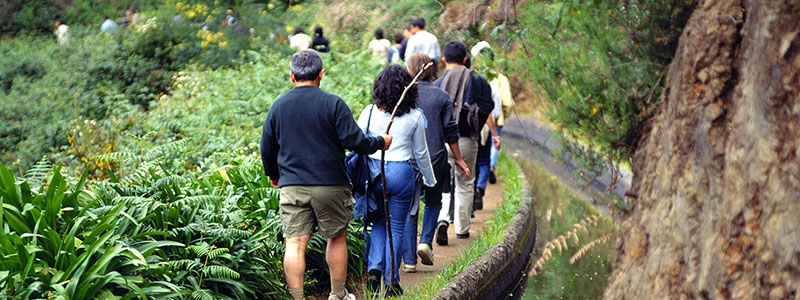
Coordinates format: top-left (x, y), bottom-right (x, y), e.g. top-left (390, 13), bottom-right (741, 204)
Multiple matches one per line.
top-left (358, 105), bottom-right (437, 187)
top-left (404, 30), bottom-right (441, 60)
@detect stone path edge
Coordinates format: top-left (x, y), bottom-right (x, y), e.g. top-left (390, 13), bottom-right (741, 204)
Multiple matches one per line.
top-left (432, 164), bottom-right (536, 300)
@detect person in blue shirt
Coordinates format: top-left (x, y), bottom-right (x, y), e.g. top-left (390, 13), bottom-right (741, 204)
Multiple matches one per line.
top-left (101, 15), bottom-right (118, 33)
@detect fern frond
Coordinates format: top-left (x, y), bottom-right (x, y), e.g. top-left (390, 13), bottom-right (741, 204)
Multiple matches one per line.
top-left (202, 265), bottom-right (240, 279)
top-left (191, 289), bottom-right (214, 300)
top-left (206, 228), bottom-right (252, 240)
top-left (25, 157), bottom-right (52, 183)
top-left (169, 195), bottom-right (221, 209)
top-left (92, 151), bottom-right (140, 164)
top-left (145, 139), bottom-right (189, 161)
top-left (187, 245), bottom-right (209, 257)
top-left (169, 223), bottom-right (203, 237)
top-left (166, 259), bottom-right (202, 271)
top-left (153, 175), bottom-right (185, 191)
top-left (207, 248), bottom-right (229, 260)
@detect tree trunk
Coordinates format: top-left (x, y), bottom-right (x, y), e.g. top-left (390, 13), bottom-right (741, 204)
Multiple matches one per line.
top-left (605, 1), bottom-right (800, 299)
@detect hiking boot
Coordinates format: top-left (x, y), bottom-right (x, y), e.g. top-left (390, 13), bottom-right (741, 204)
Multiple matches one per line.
top-left (456, 232), bottom-right (470, 239)
top-left (403, 264), bottom-right (416, 273)
top-left (435, 221), bottom-right (449, 246)
top-left (367, 269), bottom-right (381, 292)
top-left (386, 284), bottom-right (404, 297)
top-left (474, 187), bottom-right (484, 210)
top-left (488, 169), bottom-right (497, 184)
top-left (328, 289), bottom-right (356, 300)
top-left (417, 243), bottom-right (434, 265)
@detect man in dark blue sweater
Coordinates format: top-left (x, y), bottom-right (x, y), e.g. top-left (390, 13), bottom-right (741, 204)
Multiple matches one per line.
top-left (260, 49), bottom-right (392, 300)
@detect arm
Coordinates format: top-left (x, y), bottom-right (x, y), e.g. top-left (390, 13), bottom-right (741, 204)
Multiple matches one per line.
top-left (260, 112), bottom-right (280, 187)
top-left (340, 102), bottom-right (390, 154)
top-left (449, 141), bottom-right (471, 178)
top-left (412, 112), bottom-right (437, 187)
top-left (486, 115), bottom-right (501, 150)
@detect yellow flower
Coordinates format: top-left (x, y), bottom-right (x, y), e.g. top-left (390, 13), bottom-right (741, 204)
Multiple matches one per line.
top-left (286, 25), bottom-right (293, 33)
top-left (591, 107), bottom-right (598, 114)
top-left (186, 11), bottom-right (196, 18)
top-left (268, 3), bottom-right (275, 9)
top-left (219, 41), bottom-right (228, 48)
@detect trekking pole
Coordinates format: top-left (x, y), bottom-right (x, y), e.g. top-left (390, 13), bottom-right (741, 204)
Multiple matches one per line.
top-left (380, 61), bottom-right (433, 288)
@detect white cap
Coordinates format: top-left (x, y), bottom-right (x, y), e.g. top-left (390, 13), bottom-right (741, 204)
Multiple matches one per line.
top-left (470, 41), bottom-right (492, 57)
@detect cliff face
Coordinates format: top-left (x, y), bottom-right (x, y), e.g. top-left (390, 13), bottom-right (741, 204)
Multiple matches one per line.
top-left (605, 1), bottom-right (800, 299)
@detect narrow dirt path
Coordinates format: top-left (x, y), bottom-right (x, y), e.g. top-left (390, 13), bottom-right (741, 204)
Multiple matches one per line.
top-left (398, 177), bottom-right (505, 289)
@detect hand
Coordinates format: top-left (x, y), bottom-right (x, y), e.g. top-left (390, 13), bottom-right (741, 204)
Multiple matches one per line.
top-left (456, 159), bottom-right (471, 178)
top-left (270, 178), bottom-right (279, 188)
top-left (380, 133), bottom-right (393, 151)
top-left (492, 136), bottom-right (501, 150)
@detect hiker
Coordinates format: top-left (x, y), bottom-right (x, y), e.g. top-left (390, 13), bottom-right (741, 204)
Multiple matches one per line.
top-left (131, 6), bottom-right (146, 25)
top-left (101, 15), bottom-right (118, 33)
top-left (434, 41), bottom-right (494, 243)
top-left (471, 42), bottom-right (514, 188)
top-left (54, 18), bottom-right (69, 44)
top-left (223, 9), bottom-right (235, 26)
top-left (357, 64), bottom-right (436, 296)
top-left (311, 25), bottom-right (331, 53)
top-left (386, 32), bottom-right (404, 64)
top-left (122, 10), bottom-right (132, 27)
top-left (398, 26), bottom-right (412, 61)
top-left (400, 53), bottom-right (471, 272)
top-left (260, 49), bottom-right (392, 300)
top-left (289, 26), bottom-right (312, 52)
top-left (368, 28), bottom-right (392, 61)
top-left (404, 18), bottom-right (442, 76)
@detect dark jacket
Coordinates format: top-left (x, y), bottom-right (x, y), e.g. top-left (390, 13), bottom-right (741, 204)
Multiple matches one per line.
top-left (261, 86), bottom-right (385, 187)
top-left (311, 36), bottom-right (330, 52)
top-left (434, 69), bottom-right (495, 138)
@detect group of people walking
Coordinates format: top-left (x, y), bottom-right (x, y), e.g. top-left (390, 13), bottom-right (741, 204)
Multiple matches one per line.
top-left (261, 17), bottom-right (513, 300)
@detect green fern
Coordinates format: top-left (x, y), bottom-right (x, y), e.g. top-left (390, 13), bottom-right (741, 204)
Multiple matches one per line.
top-left (24, 156), bottom-right (51, 185)
top-left (202, 265), bottom-right (240, 279)
top-left (191, 289), bottom-right (214, 300)
top-left (206, 248), bottom-right (229, 260)
top-left (167, 259), bottom-right (202, 271)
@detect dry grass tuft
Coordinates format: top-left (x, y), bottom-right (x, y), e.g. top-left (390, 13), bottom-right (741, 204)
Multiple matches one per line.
top-left (569, 233), bottom-right (613, 264)
top-left (530, 214), bottom-right (602, 276)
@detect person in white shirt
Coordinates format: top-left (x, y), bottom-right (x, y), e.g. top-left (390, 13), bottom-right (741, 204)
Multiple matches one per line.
top-left (358, 64), bottom-right (435, 296)
top-left (54, 18), bottom-right (69, 44)
top-left (368, 28), bottom-right (392, 62)
top-left (289, 26), bottom-right (312, 52)
top-left (404, 18), bottom-right (442, 75)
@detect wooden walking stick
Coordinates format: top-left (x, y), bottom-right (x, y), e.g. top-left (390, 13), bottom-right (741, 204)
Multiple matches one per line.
top-left (380, 61), bottom-right (433, 288)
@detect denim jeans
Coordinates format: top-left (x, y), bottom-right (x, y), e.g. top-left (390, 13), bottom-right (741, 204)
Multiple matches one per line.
top-left (476, 127), bottom-right (502, 191)
top-left (490, 127), bottom-right (502, 168)
top-left (367, 160), bottom-right (414, 286)
top-left (400, 184), bottom-right (443, 266)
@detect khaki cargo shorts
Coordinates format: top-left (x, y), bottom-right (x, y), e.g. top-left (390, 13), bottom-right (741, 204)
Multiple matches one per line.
top-left (279, 184), bottom-right (354, 239)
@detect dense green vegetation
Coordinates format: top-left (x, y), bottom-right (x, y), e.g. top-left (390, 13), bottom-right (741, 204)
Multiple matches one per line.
top-left (497, 0), bottom-right (694, 195)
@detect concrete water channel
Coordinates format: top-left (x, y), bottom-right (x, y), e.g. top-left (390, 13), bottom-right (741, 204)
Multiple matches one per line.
top-left (502, 115), bottom-right (630, 299)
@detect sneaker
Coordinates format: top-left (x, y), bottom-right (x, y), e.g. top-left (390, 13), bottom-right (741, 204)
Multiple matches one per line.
top-left (474, 187), bottom-right (484, 210)
top-left (488, 170), bottom-right (497, 184)
top-left (328, 289), bottom-right (356, 300)
top-left (456, 232), bottom-right (470, 239)
top-left (435, 221), bottom-right (449, 246)
top-left (367, 269), bottom-right (381, 292)
top-left (403, 264), bottom-right (416, 273)
top-left (386, 284), bottom-right (404, 297)
top-left (417, 243), bottom-right (434, 265)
